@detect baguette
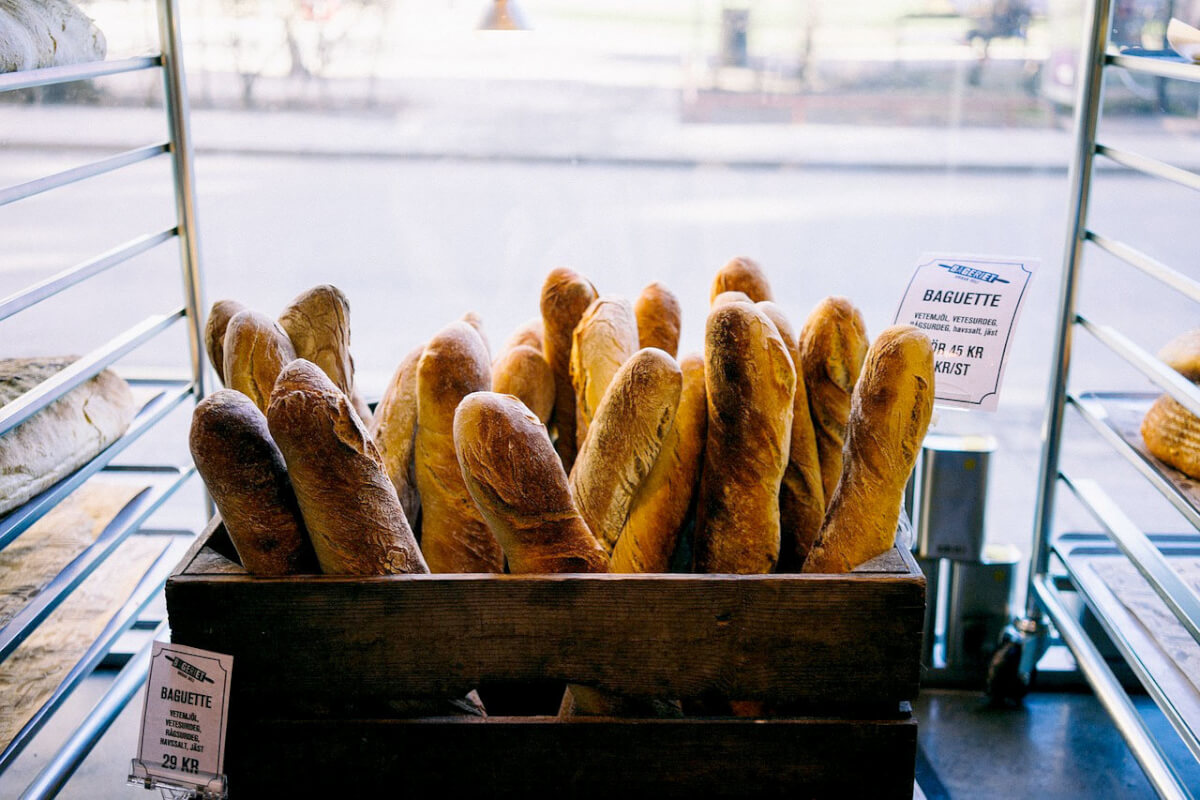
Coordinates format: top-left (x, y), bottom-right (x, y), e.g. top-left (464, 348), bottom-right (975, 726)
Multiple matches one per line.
top-left (370, 343), bottom-right (424, 524)
top-left (267, 360), bottom-right (427, 575)
top-left (610, 352), bottom-right (706, 573)
top-left (757, 301), bottom-right (825, 570)
top-left (492, 344), bottom-right (555, 424)
top-left (569, 348), bottom-right (681, 554)
top-left (204, 299), bottom-right (246, 385)
top-left (570, 295), bottom-right (640, 448)
top-left (278, 284), bottom-right (354, 394)
top-left (711, 290), bottom-right (751, 308)
top-left (501, 317), bottom-right (545, 355)
top-left (540, 268), bottom-right (598, 471)
top-left (694, 303), bottom-right (795, 574)
top-left (222, 309), bottom-right (298, 413)
top-left (1142, 394), bottom-right (1200, 479)
top-left (709, 257), bottom-right (773, 304)
top-left (798, 296), bottom-right (869, 503)
top-left (189, 390), bottom-right (316, 575)
top-left (634, 282), bottom-right (682, 358)
top-left (454, 392), bottom-right (607, 574)
top-left (415, 321), bottom-right (504, 573)
top-left (804, 326), bottom-right (934, 573)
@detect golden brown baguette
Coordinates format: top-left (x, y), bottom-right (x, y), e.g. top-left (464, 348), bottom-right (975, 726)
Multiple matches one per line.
top-left (267, 359), bottom-right (427, 575)
top-left (610, 352), bottom-right (706, 573)
top-left (461, 310), bottom-right (491, 356)
top-left (709, 257), bottom-right (773, 304)
top-left (190, 390), bottom-right (316, 575)
top-left (1158, 330), bottom-right (1200, 383)
top-left (204, 299), bottom-right (246, 385)
top-left (757, 301), bottom-right (825, 570)
top-left (278, 284), bottom-right (354, 393)
top-left (570, 295), bottom-right (640, 449)
top-left (711, 290), bottom-right (751, 308)
top-left (634, 282), bottom-right (681, 358)
top-left (569, 348), bottom-right (681, 554)
top-left (1142, 394), bottom-right (1200, 479)
top-left (222, 309), bottom-right (297, 413)
top-left (540, 267), bottom-right (598, 471)
top-left (798, 296), bottom-right (869, 503)
top-left (454, 392), bottom-right (608, 574)
top-left (695, 302), bottom-right (795, 574)
top-left (501, 317), bottom-right (545, 355)
top-left (370, 343), bottom-right (423, 524)
top-left (492, 344), bottom-right (555, 424)
top-left (804, 326), bottom-right (934, 573)
top-left (415, 321), bottom-right (504, 573)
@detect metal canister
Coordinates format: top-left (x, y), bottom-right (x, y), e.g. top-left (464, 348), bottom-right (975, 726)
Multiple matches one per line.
top-left (944, 544), bottom-right (1020, 673)
top-left (915, 433), bottom-right (997, 561)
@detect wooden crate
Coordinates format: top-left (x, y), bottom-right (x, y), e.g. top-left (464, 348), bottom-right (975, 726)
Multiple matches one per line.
top-left (166, 519), bottom-right (925, 797)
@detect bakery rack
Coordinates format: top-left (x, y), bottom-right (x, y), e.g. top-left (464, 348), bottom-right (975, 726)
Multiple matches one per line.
top-left (0, 0), bottom-right (206, 795)
top-left (1028, 0), bottom-right (1200, 797)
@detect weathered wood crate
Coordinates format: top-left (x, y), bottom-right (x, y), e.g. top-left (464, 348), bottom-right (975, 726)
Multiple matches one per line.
top-left (166, 518), bottom-right (925, 797)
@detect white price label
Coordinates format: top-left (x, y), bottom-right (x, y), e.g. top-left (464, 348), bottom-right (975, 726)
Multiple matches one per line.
top-left (894, 253), bottom-right (1037, 412)
top-left (133, 641), bottom-right (232, 793)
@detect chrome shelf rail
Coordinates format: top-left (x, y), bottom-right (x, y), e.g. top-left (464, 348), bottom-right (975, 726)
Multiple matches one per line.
top-left (1083, 231), bottom-right (1200, 305)
top-left (1094, 145), bottom-right (1200, 193)
top-left (1075, 313), bottom-right (1200, 419)
top-left (1107, 52), bottom-right (1200, 83)
top-left (0, 56), bottom-right (161, 93)
top-left (0, 144), bottom-right (171, 208)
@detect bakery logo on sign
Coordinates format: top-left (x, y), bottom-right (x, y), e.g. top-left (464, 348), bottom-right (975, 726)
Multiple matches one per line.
top-left (938, 262), bottom-right (1010, 284)
top-left (164, 655), bottom-right (215, 685)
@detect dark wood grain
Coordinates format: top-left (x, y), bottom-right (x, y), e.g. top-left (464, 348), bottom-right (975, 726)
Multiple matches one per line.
top-left (223, 713), bottom-right (918, 798)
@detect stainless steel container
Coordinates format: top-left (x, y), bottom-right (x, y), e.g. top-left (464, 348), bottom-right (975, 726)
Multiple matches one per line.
top-left (916, 433), bottom-right (997, 561)
top-left (943, 544), bottom-right (1020, 673)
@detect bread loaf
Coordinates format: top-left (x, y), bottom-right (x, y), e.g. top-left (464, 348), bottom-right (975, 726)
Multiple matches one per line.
top-left (267, 360), bottom-right (427, 575)
top-left (804, 326), bottom-right (934, 573)
top-left (190, 390), bottom-right (316, 575)
top-left (415, 322), bottom-right (504, 573)
top-left (222, 309), bottom-right (297, 413)
top-left (502, 317), bottom-right (545, 355)
top-left (454, 392), bottom-right (607, 574)
top-left (204, 299), bottom-right (246, 385)
top-left (710, 257), bottom-right (773, 304)
top-left (540, 268), bottom-right (598, 471)
top-left (757, 301), bottom-right (825, 570)
top-left (634, 282), bottom-right (682, 358)
top-left (0, 358), bottom-right (135, 515)
top-left (278, 285), bottom-right (355, 394)
top-left (0, 0), bottom-right (105, 73)
top-left (461, 311), bottom-right (491, 356)
top-left (711, 290), bottom-right (751, 308)
top-left (1158, 330), bottom-right (1200, 383)
top-left (492, 344), bottom-right (555, 424)
top-left (798, 296), bottom-right (869, 503)
top-left (695, 303), bottom-right (795, 574)
top-left (370, 344), bottom-right (423, 524)
top-left (569, 348), bottom-right (681, 554)
top-left (610, 352), bottom-right (706, 573)
top-left (1142, 394), bottom-right (1200, 479)
top-left (570, 295), bottom-right (640, 448)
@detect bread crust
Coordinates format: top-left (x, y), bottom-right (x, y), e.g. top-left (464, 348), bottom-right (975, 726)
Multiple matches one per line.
top-left (492, 344), bottom-right (555, 424)
top-left (1158, 330), bottom-right (1200, 383)
top-left (803, 326), bottom-right (934, 573)
top-left (709, 257), bottom-right (773, 304)
top-left (204, 299), bottom-right (246, 385)
top-left (1143, 394), bottom-right (1200, 479)
top-left (190, 390), bottom-right (316, 575)
top-left (634, 282), bottom-right (682, 358)
top-left (694, 303), bottom-right (795, 574)
top-left (454, 392), bottom-right (607, 574)
top-left (223, 309), bottom-right (297, 413)
top-left (415, 321), bottom-right (504, 573)
top-left (267, 360), bottom-right (427, 575)
top-left (501, 317), bottom-right (545, 355)
top-left (570, 295), bottom-right (640, 449)
top-left (371, 343), bottom-right (424, 524)
top-left (798, 296), bottom-right (869, 503)
top-left (278, 284), bottom-right (355, 395)
top-left (569, 348), bottom-right (682, 554)
top-left (540, 268), bottom-right (598, 471)
top-left (711, 290), bottom-right (752, 309)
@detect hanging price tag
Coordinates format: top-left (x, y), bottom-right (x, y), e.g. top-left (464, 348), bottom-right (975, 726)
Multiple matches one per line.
top-left (129, 641), bottom-right (231, 799)
top-left (894, 253), bottom-right (1037, 412)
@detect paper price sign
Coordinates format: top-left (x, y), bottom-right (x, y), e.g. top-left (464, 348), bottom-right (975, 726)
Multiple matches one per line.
top-left (132, 642), bottom-right (231, 796)
top-left (894, 253), bottom-right (1036, 412)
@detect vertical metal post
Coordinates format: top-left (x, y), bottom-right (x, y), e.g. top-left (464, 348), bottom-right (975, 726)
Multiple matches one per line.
top-left (1025, 0), bottom-right (1112, 617)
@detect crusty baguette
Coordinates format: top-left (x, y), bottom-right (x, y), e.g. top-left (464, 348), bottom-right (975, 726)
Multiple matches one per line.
top-left (694, 303), bottom-right (795, 574)
top-left (492, 344), bottom-right (555, 424)
top-left (267, 359), bottom-right (427, 575)
top-left (415, 321), bottom-right (504, 573)
top-left (540, 268), bottom-right (598, 471)
top-left (278, 284), bottom-right (355, 394)
top-left (610, 352), bottom-right (706, 573)
top-left (1142, 394), bottom-right (1200, 479)
top-left (1158, 330), bottom-right (1200, 383)
top-left (570, 348), bottom-right (681, 554)
top-left (370, 343), bottom-right (424, 524)
top-left (709, 257), bottom-right (773, 304)
top-left (711, 290), bottom-right (752, 308)
top-left (454, 392), bottom-right (607, 574)
top-left (461, 311), bottom-right (491, 357)
top-left (634, 282), bottom-right (682, 358)
top-left (501, 317), bottom-right (545, 355)
top-left (204, 299), bottom-right (246, 385)
top-left (757, 301), bottom-right (825, 570)
top-left (798, 296), bottom-right (869, 503)
top-left (804, 326), bottom-right (934, 573)
top-left (222, 309), bottom-right (298, 413)
top-left (190, 390), bottom-right (316, 575)
top-left (570, 295), bottom-right (640, 449)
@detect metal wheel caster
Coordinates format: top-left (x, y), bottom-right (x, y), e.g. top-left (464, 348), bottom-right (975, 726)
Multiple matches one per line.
top-left (985, 617), bottom-right (1047, 705)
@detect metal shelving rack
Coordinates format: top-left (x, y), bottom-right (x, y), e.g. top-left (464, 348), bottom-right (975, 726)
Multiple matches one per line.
top-left (0, 1), bottom-right (206, 794)
top-left (1028, 0), bottom-right (1200, 797)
